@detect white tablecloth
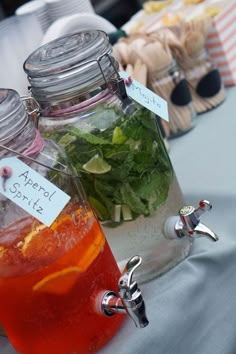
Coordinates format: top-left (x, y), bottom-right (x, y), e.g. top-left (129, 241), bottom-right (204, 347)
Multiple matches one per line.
top-left (1, 86), bottom-right (236, 354)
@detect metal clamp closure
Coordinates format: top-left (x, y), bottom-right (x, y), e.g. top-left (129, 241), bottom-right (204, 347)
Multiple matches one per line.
top-left (21, 95), bottom-right (40, 116)
top-left (21, 95), bottom-right (41, 128)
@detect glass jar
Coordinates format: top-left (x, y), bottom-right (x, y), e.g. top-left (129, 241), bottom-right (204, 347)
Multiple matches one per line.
top-left (23, 30), bottom-right (192, 283)
top-left (148, 59), bottom-right (196, 138)
top-left (0, 89), bottom-right (126, 353)
top-left (178, 48), bottom-right (225, 114)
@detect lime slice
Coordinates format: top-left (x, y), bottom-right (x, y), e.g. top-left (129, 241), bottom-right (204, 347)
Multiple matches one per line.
top-left (112, 127), bottom-right (128, 144)
top-left (82, 154), bottom-right (111, 174)
top-left (58, 133), bottom-right (76, 147)
top-left (121, 204), bottom-right (133, 221)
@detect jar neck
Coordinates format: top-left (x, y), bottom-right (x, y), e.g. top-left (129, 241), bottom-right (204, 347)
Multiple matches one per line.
top-left (182, 49), bottom-right (214, 81)
top-left (0, 118), bottom-right (36, 158)
top-left (41, 87), bottom-right (116, 118)
top-left (149, 59), bottom-right (179, 80)
top-left (179, 48), bottom-right (212, 70)
top-left (38, 81), bottom-right (127, 127)
top-left (190, 48), bottom-right (209, 62)
top-left (149, 59), bottom-right (183, 86)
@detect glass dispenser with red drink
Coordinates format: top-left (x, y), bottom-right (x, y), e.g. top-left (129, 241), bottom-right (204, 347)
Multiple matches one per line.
top-left (0, 88), bottom-right (148, 354)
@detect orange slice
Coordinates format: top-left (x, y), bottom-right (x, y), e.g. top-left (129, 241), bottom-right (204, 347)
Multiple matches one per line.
top-left (21, 206), bottom-right (94, 258)
top-left (0, 246), bottom-right (7, 260)
top-left (33, 266), bottom-right (81, 295)
top-left (50, 214), bottom-right (73, 231)
top-left (21, 225), bottom-right (47, 255)
top-left (21, 212), bottom-right (80, 260)
top-left (76, 227), bottom-right (105, 272)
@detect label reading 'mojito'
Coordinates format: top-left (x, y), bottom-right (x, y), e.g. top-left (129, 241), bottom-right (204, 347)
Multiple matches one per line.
top-left (0, 157), bottom-right (71, 226)
top-left (119, 71), bottom-right (169, 122)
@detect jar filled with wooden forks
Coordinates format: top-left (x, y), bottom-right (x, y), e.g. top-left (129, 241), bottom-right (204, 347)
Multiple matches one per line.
top-left (164, 18), bottom-right (225, 113)
top-left (113, 34), bottom-right (196, 139)
top-left (147, 57), bottom-right (196, 138)
top-left (179, 47), bottom-right (225, 113)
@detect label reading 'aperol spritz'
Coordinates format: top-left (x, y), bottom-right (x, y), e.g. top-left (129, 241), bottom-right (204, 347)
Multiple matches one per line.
top-left (0, 157), bottom-right (71, 226)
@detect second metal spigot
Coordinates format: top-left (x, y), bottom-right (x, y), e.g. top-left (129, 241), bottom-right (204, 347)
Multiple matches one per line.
top-left (164, 200), bottom-right (219, 242)
top-left (100, 255), bottom-right (149, 328)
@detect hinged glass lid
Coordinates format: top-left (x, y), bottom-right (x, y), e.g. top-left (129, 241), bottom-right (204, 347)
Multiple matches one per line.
top-left (23, 30), bottom-right (118, 97)
top-left (0, 89), bottom-right (28, 143)
top-left (0, 89), bottom-right (22, 119)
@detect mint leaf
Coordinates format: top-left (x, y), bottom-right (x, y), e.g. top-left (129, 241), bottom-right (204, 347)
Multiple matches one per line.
top-left (88, 196), bottom-right (110, 221)
top-left (133, 170), bottom-right (172, 211)
top-left (120, 183), bottom-right (149, 216)
top-left (68, 127), bottom-right (111, 145)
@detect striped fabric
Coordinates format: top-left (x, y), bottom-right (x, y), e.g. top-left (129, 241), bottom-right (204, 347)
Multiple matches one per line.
top-left (123, 1), bottom-right (236, 87)
top-left (206, 1), bottom-right (236, 86)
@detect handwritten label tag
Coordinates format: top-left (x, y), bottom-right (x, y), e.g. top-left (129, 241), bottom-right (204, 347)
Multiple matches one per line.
top-left (0, 157), bottom-right (71, 226)
top-left (119, 71), bottom-right (169, 122)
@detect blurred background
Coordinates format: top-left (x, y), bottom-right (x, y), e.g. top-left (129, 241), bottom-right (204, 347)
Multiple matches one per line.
top-left (0, 0), bottom-right (143, 27)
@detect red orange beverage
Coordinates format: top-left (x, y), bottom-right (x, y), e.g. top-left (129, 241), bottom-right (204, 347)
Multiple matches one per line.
top-left (0, 200), bottom-right (125, 354)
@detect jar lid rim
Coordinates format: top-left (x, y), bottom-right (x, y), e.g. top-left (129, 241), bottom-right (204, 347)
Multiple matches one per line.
top-left (0, 88), bottom-right (23, 121)
top-left (24, 30), bottom-right (110, 78)
top-left (0, 88), bottom-right (28, 143)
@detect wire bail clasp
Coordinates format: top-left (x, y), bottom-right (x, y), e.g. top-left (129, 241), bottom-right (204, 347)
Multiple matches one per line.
top-left (21, 95), bottom-right (41, 128)
top-left (97, 53), bottom-right (129, 100)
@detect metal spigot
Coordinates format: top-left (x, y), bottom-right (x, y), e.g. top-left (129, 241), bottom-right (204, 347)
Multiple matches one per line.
top-left (100, 256), bottom-right (149, 328)
top-left (164, 200), bottom-right (219, 242)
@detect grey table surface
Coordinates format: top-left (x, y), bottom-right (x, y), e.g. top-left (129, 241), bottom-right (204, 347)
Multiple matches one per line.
top-left (1, 86), bottom-right (236, 354)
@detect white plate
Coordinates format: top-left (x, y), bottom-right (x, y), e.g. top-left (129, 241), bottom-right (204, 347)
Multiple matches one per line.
top-left (42, 13), bottom-right (117, 44)
top-left (45, 0), bottom-right (94, 13)
top-left (15, 0), bottom-right (46, 15)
